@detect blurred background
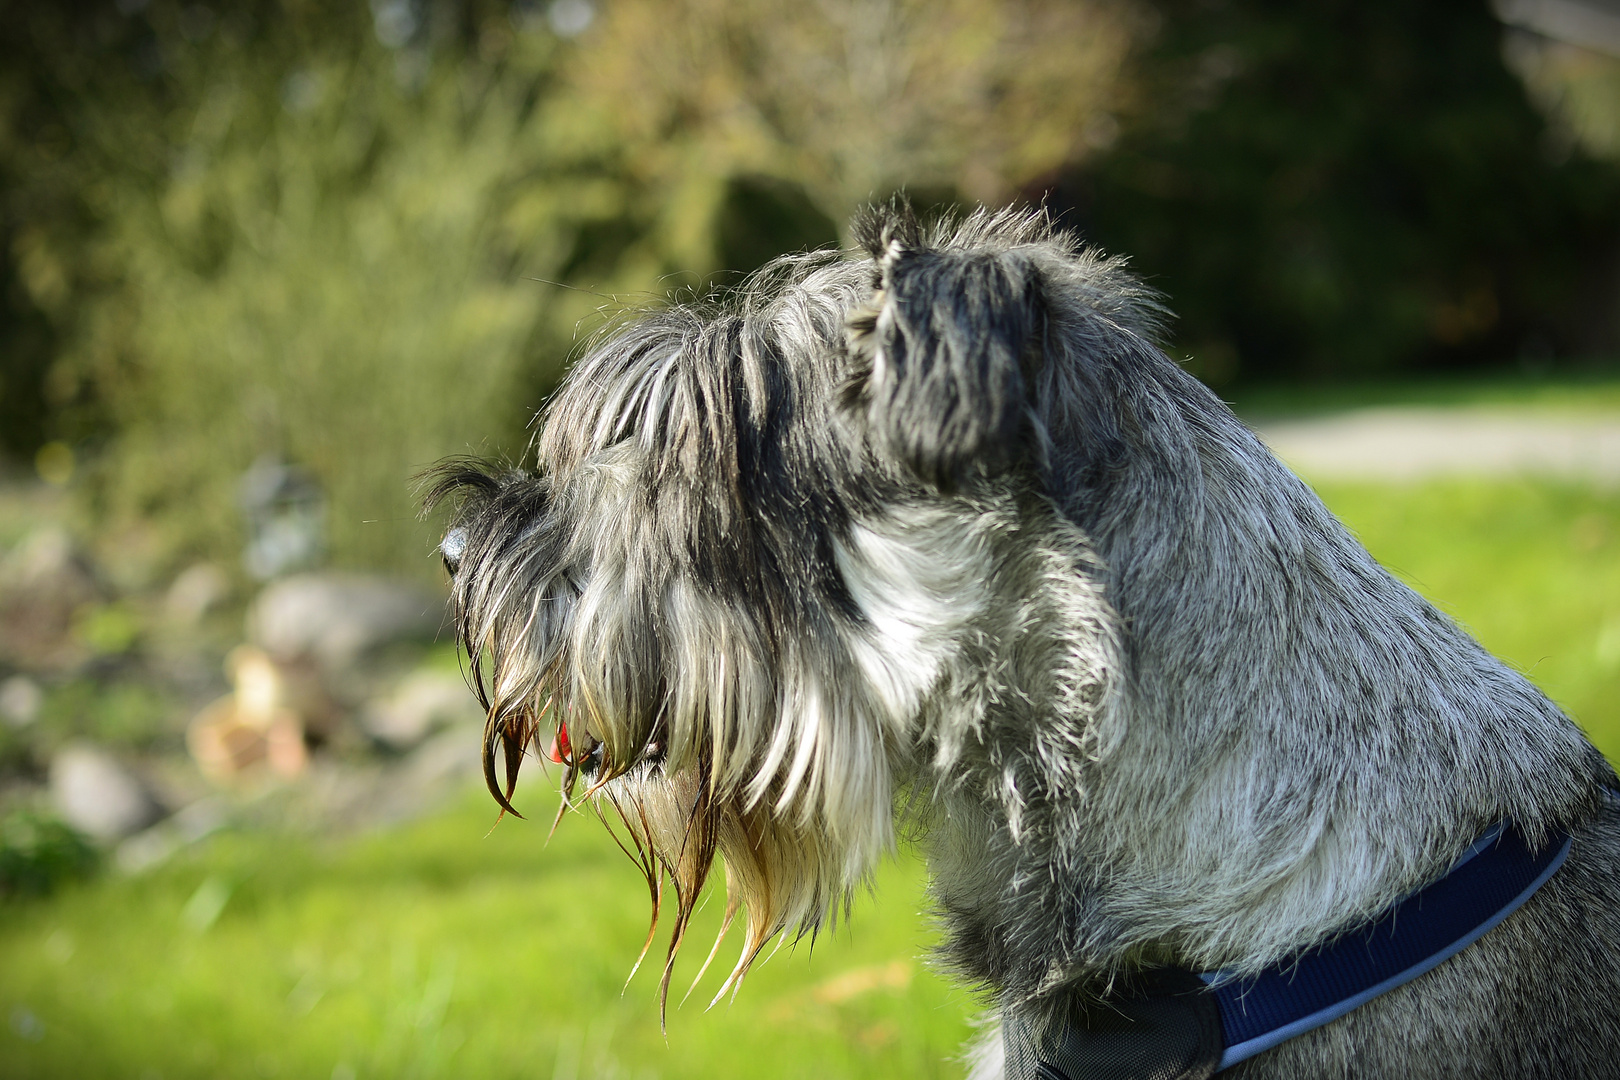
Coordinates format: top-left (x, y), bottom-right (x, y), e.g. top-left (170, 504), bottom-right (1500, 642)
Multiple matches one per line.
top-left (1, 1), bottom-right (1619, 1076)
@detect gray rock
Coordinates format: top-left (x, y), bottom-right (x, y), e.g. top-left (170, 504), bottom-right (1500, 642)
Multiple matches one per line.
top-left (0, 675), bottom-right (42, 728)
top-left (404, 722), bottom-right (483, 788)
top-left (238, 457), bottom-right (326, 581)
top-left (49, 744), bottom-right (163, 842)
top-left (165, 563), bottom-right (231, 625)
top-left (365, 721), bottom-right (484, 825)
top-left (247, 572), bottom-right (445, 669)
top-left (358, 670), bottom-right (482, 750)
top-left (0, 528), bottom-right (103, 670)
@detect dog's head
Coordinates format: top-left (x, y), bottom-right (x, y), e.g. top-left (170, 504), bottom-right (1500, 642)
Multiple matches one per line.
top-left (426, 206), bottom-right (1152, 1011)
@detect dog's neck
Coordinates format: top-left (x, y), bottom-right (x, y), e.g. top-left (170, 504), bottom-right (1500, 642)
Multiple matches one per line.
top-left (858, 344), bottom-right (1602, 1005)
top-left (1037, 354), bottom-right (1602, 980)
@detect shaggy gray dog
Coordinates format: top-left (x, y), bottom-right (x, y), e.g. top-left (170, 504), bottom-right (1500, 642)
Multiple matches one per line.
top-left (428, 205), bottom-right (1620, 1078)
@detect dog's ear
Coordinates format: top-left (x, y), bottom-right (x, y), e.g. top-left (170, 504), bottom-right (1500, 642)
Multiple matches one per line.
top-left (843, 228), bottom-right (1043, 490)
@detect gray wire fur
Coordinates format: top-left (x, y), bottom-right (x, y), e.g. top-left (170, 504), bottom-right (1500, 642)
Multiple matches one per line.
top-left (428, 204), bottom-right (1620, 1074)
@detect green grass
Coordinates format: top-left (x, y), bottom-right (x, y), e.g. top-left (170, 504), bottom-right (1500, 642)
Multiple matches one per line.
top-left (1228, 370), bottom-right (1620, 419)
top-left (0, 792), bottom-right (977, 1080)
top-left (3, 476), bottom-right (1618, 1079)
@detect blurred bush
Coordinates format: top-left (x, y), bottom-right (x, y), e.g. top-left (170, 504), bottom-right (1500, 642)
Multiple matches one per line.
top-left (0, 810), bottom-right (99, 899)
top-left (5, 3), bottom-right (623, 578)
top-left (1059, 0), bottom-right (1620, 383)
top-left (565, 0), bottom-right (1138, 252)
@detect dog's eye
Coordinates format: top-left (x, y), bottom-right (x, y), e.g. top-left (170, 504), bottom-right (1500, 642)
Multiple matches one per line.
top-left (439, 526), bottom-right (467, 576)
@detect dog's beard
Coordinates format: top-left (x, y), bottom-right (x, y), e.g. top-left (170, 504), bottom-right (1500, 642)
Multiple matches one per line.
top-left (473, 651), bottom-right (884, 1025)
top-left (591, 765), bottom-right (849, 1016)
top-left (441, 472), bottom-right (900, 1022)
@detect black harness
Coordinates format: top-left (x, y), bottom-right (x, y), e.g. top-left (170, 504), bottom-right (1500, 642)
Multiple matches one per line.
top-left (1003, 822), bottom-right (1573, 1080)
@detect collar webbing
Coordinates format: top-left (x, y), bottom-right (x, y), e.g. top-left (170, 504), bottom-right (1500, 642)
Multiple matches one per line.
top-left (1204, 821), bottom-right (1571, 1069)
top-left (1004, 821), bottom-right (1573, 1080)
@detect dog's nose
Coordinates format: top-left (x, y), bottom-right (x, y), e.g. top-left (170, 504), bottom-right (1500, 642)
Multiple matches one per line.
top-left (439, 526), bottom-right (467, 576)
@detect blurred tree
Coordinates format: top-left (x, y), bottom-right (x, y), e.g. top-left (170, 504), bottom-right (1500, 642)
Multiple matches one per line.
top-left (1052, 0), bottom-right (1620, 383)
top-left (1, 0), bottom-right (1151, 579)
top-left (0, 0), bottom-right (156, 461)
top-left (715, 175), bottom-right (840, 279)
top-left (564, 0), bottom-right (1144, 274)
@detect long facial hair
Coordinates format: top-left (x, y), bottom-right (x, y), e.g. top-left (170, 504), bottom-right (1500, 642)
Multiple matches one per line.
top-left (423, 255), bottom-right (909, 1022)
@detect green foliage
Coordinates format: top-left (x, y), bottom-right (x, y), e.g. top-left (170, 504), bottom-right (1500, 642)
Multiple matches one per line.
top-left (71, 602), bottom-right (141, 657)
top-left (36, 678), bottom-right (178, 750)
top-left (567, 0), bottom-right (1137, 236)
top-left (60, 21), bottom-right (608, 576)
top-left (0, 0), bottom-right (1150, 579)
top-left (0, 812), bottom-right (99, 900)
top-left (0, 2), bottom-right (659, 578)
top-left (715, 175), bottom-right (841, 279)
top-left (1070, 0), bottom-right (1620, 382)
top-left (6, 0), bottom-right (1620, 579)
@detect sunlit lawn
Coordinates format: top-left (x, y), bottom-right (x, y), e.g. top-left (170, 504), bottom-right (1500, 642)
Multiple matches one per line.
top-left (1, 794), bottom-right (977, 1080)
top-left (3, 474), bottom-right (1619, 1079)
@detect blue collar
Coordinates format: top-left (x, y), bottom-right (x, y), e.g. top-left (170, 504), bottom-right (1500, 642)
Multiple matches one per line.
top-left (1204, 821), bottom-right (1572, 1070)
top-left (1004, 821), bottom-right (1573, 1080)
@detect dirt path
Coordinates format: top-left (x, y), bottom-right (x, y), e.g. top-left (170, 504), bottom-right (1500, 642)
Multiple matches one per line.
top-left (1251, 407), bottom-right (1620, 481)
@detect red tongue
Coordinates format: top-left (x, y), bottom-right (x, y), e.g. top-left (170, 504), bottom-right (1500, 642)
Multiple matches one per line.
top-left (548, 720), bottom-right (572, 764)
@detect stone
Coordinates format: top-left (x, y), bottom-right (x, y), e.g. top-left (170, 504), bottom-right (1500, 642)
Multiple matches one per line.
top-left (165, 563), bottom-right (231, 625)
top-left (359, 720), bottom-right (484, 826)
top-left (403, 722), bottom-right (483, 788)
top-left (358, 669), bottom-right (482, 750)
top-left (48, 744), bottom-right (162, 842)
top-left (238, 457), bottom-right (326, 581)
top-left (247, 572), bottom-right (445, 669)
top-left (0, 528), bottom-right (103, 671)
top-left (0, 675), bottom-right (43, 728)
